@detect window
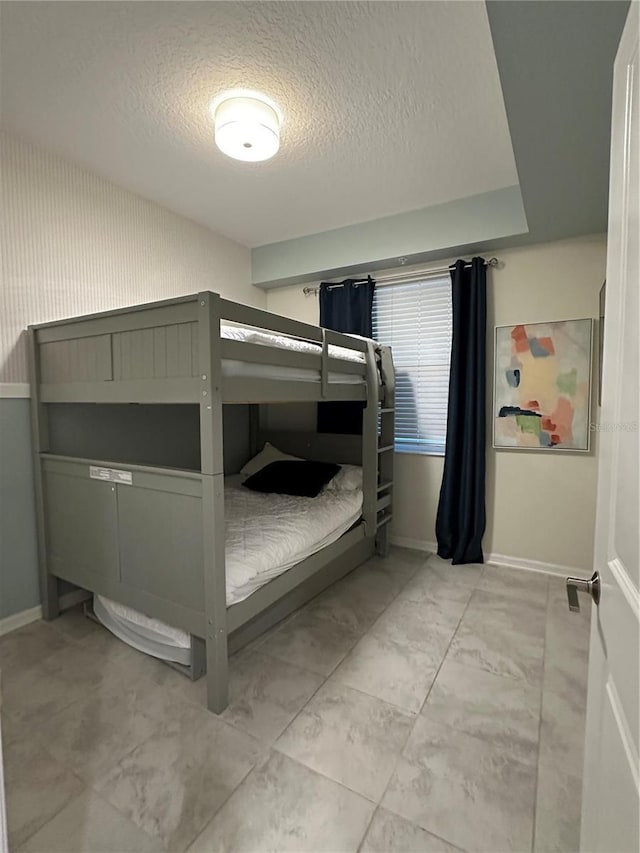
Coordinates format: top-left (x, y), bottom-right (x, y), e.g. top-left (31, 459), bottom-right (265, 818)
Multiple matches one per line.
top-left (372, 275), bottom-right (452, 455)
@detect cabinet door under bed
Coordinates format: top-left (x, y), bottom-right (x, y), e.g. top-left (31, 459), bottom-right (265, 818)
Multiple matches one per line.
top-left (41, 456), bottom-right (206, 631)
top-left (44, 465), bottom-right (119, 584)
top-left (116, 472), bottom-right (204, 611)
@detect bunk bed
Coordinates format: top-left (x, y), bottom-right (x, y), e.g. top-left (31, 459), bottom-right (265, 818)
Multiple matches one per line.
top-left (28, 291), bottom-right (395, 712)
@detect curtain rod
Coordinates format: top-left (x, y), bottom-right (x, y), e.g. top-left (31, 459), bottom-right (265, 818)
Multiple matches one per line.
top-left (302, 257), bottom-right (499, 296)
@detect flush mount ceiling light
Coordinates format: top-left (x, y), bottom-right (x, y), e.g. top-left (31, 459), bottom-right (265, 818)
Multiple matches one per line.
top-left (213, 92), bottom-right (281, 162)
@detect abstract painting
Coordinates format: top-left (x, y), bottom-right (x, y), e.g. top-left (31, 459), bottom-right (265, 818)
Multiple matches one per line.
top-left (494, 318), bottom-right (593, 451)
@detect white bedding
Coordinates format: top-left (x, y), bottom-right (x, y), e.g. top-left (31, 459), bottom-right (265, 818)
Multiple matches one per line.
top-left (221, 323), bottom-right (367, 364)
top-left (225, 475), bottom-right (362, 604)
top-left (94, 595), bottom-right (192, 666)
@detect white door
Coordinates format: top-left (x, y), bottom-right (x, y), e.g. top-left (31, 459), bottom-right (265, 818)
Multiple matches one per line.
top-left (579, 4), bottom-right (640, 851)
top-left (0, 712), bottom-right (7, 853)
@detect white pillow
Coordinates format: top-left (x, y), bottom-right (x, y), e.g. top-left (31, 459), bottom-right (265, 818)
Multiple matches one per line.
top-left (326, 464), bottom-right (363, 492)
top-left (240, 442), bottom-right (303, 479)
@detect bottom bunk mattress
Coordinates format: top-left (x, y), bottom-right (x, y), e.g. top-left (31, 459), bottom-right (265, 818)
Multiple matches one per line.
top-left (223, 474), bottom-right (363, 604)
top-left (95, 475), bottom-right (363, 660)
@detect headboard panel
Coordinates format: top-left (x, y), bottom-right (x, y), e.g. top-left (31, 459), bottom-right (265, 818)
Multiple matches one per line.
top-left (257, 430), bottom-right (363, 466)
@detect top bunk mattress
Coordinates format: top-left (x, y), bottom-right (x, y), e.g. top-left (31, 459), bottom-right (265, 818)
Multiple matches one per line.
top-left (221, 324), bottom-right (367, 363)
top-left (221, 324), bottom-right (370, 384)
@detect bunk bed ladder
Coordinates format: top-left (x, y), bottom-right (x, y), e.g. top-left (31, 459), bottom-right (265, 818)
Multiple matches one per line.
top-left (375, 346), bottom-right (395, 556)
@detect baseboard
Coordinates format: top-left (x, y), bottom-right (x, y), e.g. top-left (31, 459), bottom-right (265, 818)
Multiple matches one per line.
top-left (390, 535), bottom-right (579, 578)
top-left (0, 589), bottom-right (92, 637)
top-left (485, 552), bottom-right (578, 579)
top-left (390, 536), bottom-right (437, 555)
top-left (0, 605), bottom-right (43, 637)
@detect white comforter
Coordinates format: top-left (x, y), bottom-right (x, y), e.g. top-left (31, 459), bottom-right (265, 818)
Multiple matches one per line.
top-left (225, 477), bottom-right (363, 604)
top-left (221, 323), bottom-right (367, 364)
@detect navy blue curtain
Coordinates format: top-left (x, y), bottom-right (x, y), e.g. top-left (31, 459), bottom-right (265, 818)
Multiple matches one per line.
top-left (318, 276), bottom-right (375, 434)
top-left (436, 258), bottom-right (487, 564)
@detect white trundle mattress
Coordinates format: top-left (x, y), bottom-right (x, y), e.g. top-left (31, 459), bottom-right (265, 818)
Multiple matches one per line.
top-left (95, 475), bottom-right (363, 660)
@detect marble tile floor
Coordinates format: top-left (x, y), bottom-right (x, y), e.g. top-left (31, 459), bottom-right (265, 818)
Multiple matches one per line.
top-left (0, 548), bottom-right (591, 853)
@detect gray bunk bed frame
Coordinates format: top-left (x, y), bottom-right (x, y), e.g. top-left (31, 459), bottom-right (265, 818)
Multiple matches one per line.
top-left (28, 291), bottom-right (395, 713)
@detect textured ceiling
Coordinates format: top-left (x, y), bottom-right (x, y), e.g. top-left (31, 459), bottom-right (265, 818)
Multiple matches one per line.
top-left (0, 1), bottom-right (518, 247)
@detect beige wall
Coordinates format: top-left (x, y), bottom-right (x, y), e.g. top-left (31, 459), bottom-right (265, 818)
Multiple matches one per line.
top-left (267, 233), bottom-right (607, 572)
top-left (0, 132), bottom-right (264, 384)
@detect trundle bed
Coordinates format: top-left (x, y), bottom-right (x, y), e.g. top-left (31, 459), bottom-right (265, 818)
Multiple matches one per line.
top-left (29, 292), bottom-right (395, 712)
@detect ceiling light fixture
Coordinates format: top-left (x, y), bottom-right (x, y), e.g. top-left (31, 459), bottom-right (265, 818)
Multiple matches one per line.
top-left (213, 92), bottom-right (281, 162)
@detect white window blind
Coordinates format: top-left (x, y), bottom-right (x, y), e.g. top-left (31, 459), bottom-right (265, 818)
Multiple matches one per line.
top-left (372, 275), bottom-right (452, 455)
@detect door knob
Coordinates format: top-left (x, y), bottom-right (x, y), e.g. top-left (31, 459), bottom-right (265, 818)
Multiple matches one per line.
top-left (566, 571), bottom-right (601, 612)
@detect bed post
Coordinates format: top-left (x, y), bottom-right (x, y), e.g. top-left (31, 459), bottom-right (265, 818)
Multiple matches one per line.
top-left (27, 327), bottom-right (59, 619)
top-left (362, 340), bottom-right (379, 544)
top-left (198, 291), bottom-right (228, 713)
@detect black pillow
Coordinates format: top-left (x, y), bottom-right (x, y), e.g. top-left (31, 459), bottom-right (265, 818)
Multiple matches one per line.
top-left (242, 460), bottom-right (341, 498)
